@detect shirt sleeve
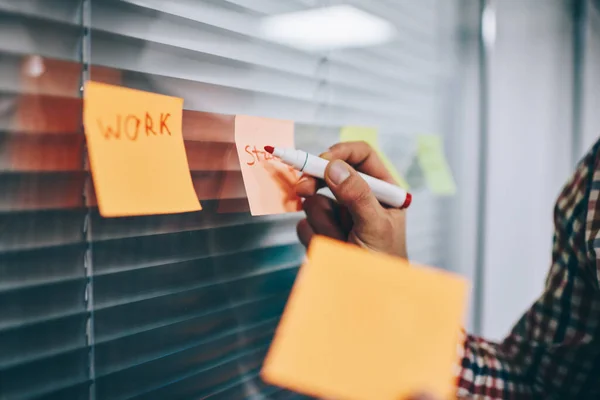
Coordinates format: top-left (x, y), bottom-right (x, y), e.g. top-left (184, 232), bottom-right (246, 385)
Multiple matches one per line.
top-left (454, 148), bottom-right (600, 399)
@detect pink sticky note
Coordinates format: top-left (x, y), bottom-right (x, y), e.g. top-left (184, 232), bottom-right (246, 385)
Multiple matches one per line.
top-left (234, 115), bottom-right (301, 216)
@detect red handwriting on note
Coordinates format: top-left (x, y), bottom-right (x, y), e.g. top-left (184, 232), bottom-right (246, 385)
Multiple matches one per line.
top-left (96, 112), bottom-right (172, 141)
top-left (234, 116), bottom-right (301, 216)
top-left (84, 81), bottom-right (201, 217)
top-left (243, 145), bottom-right (277, 165)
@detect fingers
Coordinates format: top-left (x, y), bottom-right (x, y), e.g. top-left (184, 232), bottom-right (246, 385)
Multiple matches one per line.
top-left (296, 174), bottom-right (319, 197)
top-left (296, 141), bottom-right (395, 197)
top-left (296, 196), bottom-right (346, 248)
top-left (296, 219), bottom-right (314, 248)
top-left (324, 159), bottom-right (383, 231)
top-left (324, 141), bottom-right (396, 184)
top-left (303, 195), bottom-right (346, 241)
top-left (296, 146), bottom-right (408, 258)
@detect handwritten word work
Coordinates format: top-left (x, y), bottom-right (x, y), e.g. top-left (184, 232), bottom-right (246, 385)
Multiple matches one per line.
top-left (83, 81), bottom-right (201, 217)
top-left (97, 112), bottom-right (173, 141)
top-left (235, 115), bottom-right (301, 216)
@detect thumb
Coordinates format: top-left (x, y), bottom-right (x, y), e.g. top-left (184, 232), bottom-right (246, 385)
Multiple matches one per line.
top-left (324, 160), bottom-right (382, 228)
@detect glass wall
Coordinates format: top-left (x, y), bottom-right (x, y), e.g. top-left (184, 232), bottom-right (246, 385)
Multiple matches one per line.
top-left (7, 0), bottom-right (595, 398)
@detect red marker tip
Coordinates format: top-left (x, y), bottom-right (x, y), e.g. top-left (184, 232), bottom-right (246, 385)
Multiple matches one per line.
top-left (264, 146), bottom-right (274, 154)
top-left (402, 193), bottom-right (412, 209)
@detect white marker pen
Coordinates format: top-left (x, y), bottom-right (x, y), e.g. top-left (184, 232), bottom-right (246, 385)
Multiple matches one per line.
top-left (264, 146), bottom-right (412, 209)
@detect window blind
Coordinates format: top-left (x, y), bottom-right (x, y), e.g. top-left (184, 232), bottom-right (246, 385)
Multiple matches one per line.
top-left (0, 0), bottom-right (454, 399)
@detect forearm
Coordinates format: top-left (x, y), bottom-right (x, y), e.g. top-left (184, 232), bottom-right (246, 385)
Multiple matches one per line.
top-left (455, 331), bottom-right (534, 399)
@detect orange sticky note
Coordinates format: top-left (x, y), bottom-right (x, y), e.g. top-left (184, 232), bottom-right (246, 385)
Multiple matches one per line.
top-left (84, 81), bottom-right (201, 217)
top-left (262, 236), bottom-right (468, 400)
top-left (234, 115), bottom-right (301, 216)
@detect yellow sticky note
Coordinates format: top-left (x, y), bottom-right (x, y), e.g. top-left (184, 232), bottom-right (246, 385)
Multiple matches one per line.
top-left (84, 81), bottom-right (201, 217)
top-left (262, 236), bottom-right (468, 400)
top-left (417, 134), bottom-right (457, 196)
top-left (340, 126), bottom-right (409, 189)
top-left (234, 115), bottom-right (301, 216)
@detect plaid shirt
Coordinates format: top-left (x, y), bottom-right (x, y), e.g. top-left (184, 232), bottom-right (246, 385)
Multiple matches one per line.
top-left (455, 142), bottom-right (600, 399)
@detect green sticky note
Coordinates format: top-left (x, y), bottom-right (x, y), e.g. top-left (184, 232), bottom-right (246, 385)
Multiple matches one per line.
top-left (339, 126), bottom-right (410, 189)
top-left (417, 134), bottom-right (456, 196)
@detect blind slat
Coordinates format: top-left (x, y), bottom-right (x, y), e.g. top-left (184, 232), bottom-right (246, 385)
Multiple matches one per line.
top-left (0, 211), bottom-right (84, 253)
top-left (0, 244), bottom-right (84, 291)
top-left (95, 293), bottom-right (288, 343)
top-left (0, 280), bottom-right (86, 330)
top-left (0, 349), bottom-right (90, 399)
top-left (96, 319), bottom-right (279, 380)
top-left (110, 0), bottom-right (438, 81)
top-left (0, 12), bottom-right (82, 61)
top-left (94, 262), bottom-right (298, 309)
top-left (127, 346), bottom-right (269, 400)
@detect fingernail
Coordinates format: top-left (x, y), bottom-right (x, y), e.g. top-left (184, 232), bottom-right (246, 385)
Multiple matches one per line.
top-left (328, 160), bottom-right (351, 185)
top-left (320, 151), bottom-right (332, 160)
top-left (297, 177), bottom-right (309, 185)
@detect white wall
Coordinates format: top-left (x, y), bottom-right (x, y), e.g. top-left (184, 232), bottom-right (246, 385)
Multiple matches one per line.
top-left (581, 0), bottom-right (600, 155)
top-left (482, 0), bottom-right (574, 340)
top-left (445, 0), bottom-right (482, 333)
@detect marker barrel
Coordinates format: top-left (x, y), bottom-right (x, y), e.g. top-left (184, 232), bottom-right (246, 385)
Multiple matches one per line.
top-left (273, 147), bottom-right (411, 209)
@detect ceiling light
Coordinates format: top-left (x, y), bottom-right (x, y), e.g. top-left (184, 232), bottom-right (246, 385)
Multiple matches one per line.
top-left (259, 5), bottom-right (396, 52)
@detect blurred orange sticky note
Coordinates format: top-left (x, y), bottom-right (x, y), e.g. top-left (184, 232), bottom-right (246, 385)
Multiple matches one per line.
top-left (234, 115), bottom-right (301, 216)
top-left (84, 81), bottom-right (201, 217)
top-left (262, 236), bottom-right (469, 400)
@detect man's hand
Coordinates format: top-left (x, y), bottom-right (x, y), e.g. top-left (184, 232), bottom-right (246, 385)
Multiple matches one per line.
top-left (295, 141), bottom-right (408, 258)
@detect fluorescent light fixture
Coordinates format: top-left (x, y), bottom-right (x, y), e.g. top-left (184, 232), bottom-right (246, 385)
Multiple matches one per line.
top-left (482, 4), bottom-right (496, 49)
top-left (259, 5), bottom-right (396, 51)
